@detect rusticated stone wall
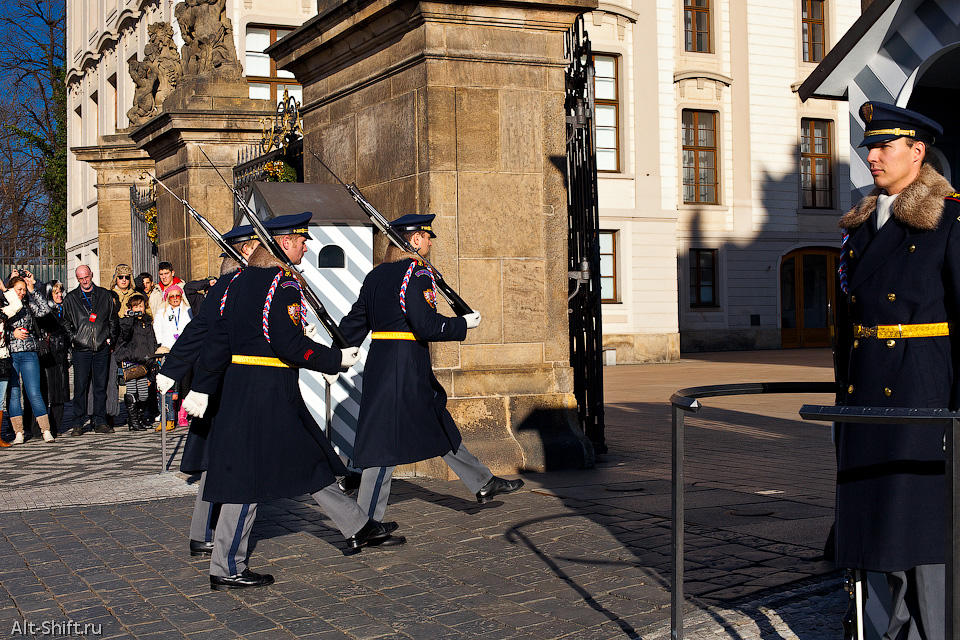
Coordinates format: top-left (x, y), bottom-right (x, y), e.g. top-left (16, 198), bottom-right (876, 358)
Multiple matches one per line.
top-left (272, 0), bottom-right (597, 476)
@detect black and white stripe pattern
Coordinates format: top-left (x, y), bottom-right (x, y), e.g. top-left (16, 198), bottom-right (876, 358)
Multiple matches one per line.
top-left (846, 0), bottom-right (960, 198)
top-left (299, 224), bottom-right (375, 468)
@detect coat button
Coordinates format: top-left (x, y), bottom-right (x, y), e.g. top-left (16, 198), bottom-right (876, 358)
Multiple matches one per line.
top-left (848, 385), bottom-right (854, 394)
top-left (848, 249), bottom-right (855, 257)
top-left (886, 339), bottom-right (896, 348)
top-left (853, 339), bottom-right (859, 348)
top-left (851, 295), bottom-right (857, 303)
top-left (884, 387), bottom-right (892, 396)
top-left (887, 293), bottom-right (896, 301)
top-left (908, 245), bottom-right (916, 252)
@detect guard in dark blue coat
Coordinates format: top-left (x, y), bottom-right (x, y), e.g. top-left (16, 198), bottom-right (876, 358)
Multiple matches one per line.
top-left (835, 102), bottom-right (955, 638)
top-left (188, 213), bottom-right (403, 591)
top-left (156, 223), bottom-right (259, 559)
top-left (340, 213), bottom-right (524, 523)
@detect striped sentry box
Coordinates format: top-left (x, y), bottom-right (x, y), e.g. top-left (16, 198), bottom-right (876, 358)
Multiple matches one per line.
top-left (297, 222), bottom-right (374, 471)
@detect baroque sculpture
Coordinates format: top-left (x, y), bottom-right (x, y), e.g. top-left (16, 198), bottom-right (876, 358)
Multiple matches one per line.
top-left (175, 0), bottom-right (241, 77)
top-left (125, 22), bottom-right (183, 127)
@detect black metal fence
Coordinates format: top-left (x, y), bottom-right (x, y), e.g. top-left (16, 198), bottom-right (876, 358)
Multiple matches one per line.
top-left (232, 138), bottom-right (303, 224)
top-left (670, 384), bottom-right (959, 639)
top-left (130, 184), bottom-right (159, 277)
top-left (564, 16), bottom-right (605, 454)
top-left (0, 251), bottom-right (67, 286)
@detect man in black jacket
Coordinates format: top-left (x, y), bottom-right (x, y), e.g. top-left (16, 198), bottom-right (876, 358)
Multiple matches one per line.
top-left (62, 265), bottom-right (119, 435)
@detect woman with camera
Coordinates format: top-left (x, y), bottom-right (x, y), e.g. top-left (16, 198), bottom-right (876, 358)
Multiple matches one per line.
top-left (115, 293), bottom-right (157, 431)
top-left (5, 271), bottom-right (53, 443)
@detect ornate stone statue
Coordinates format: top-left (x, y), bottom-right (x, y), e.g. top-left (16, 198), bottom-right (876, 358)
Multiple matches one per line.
top-left (174, 0), bottom-right (241, 77)
top-left (126, 56), bottom-right (157, 127)
top-left (148, 22), bottom-right (182, 107)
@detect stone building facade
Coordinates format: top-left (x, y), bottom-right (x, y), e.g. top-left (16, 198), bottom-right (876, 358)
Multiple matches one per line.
top-left (589, 0), bottom-right (861, 360)
top-left (66, 0), bottom-right (314, 287)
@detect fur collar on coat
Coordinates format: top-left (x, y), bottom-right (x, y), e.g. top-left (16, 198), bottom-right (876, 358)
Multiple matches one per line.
top-left (839, 164), bottom-right (956, 232)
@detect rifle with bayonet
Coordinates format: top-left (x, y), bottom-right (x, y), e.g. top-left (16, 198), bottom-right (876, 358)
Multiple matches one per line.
top-left (140, 170), bottom-right (246, 266)
top-left (310, 151), bottom-right (473, 316)
top-left (197, 147), bottom-right (349, 349)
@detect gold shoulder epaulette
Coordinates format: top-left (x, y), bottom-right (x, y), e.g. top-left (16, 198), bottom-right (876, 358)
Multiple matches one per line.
top-left (946, 192), bottom-right (960, 200)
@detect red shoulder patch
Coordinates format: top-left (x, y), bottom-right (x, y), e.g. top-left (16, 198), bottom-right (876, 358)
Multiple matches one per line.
top-left (304, 349), bottom-right (314, 360)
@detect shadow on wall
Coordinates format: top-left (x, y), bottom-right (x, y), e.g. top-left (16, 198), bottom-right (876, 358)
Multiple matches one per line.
top-left (680, 145), bottom-right (850, 354)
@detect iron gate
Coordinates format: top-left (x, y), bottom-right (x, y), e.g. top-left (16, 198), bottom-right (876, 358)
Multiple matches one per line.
top-left (565, 17), bottom-right (606, 454)
top-left (130, 184), bottom-right (159, 277)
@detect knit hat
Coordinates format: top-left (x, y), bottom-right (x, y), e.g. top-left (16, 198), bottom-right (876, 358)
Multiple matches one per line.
top-left (163, 284), bottom-right (183, 301)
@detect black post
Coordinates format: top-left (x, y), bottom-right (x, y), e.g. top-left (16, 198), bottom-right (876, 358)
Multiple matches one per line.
top-left (948, 417), bottom-right (959, 638)
top-left (672, 403), bottom-right (685, 640)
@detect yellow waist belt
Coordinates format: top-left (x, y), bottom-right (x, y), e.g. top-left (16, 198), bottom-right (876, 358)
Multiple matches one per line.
top-left (853, 322), bottom-right (952, 339)
top-left (231, 355), bottom-right (292, 368)
top-left (371, 331), bottom-right (417, 341)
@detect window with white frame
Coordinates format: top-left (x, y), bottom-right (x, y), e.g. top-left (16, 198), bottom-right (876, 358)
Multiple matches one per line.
top-left (246, 26), bottom-right (301, 105)
top-left (598, 230), bottom-right (619, 303)
top-left (592, 55), bottom-right (619, 172)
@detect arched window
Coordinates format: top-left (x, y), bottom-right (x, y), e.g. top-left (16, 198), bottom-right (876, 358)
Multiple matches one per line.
top-left (317, 245), bottom-right (345, 269)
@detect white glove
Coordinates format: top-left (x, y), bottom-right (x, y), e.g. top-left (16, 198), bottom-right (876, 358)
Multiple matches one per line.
top-left (322, 372), bottom-right (339, 385)
top-left (303, 322), bottom-right (318, 340)
top-left (156, 373), bottom-right (175, 395)
top-left (463, 311), bottom-right (482, 329)
top-left (340, 347), bottom-right (361, 368)
top-left (182, 391), bottom-right (209, 418)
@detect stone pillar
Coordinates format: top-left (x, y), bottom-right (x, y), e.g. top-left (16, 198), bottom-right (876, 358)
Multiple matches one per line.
top-left (73, 134), bottom-right (154, 286)
top-left (129, 75), bottom-right (274, 280)
top-left (272, 0), bottom-right (596, 476)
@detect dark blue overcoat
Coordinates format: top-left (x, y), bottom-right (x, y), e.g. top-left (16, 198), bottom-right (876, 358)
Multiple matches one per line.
top-left (160, 271), bottom-right (237, 475)
top-left (835, 167), bottom-right (960, 572)
top-left (192, 257), bottom-right (346, 504)
top-left (340, 258), bottom-right (468, 468)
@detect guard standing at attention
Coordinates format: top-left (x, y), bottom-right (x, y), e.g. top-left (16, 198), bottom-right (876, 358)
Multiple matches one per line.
top-left (156, 223), bottom-right (260, 559)
top-left (835, 102), bottom-right (955, 637)
top-left (187, 212), bottom-right (404, 591)
top-left (339, 213), bottom-right (524, 524)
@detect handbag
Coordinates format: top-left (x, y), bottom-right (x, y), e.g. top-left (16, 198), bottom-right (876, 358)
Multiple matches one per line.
top-left (122, 362), bottom-right (149, 382)
top-left (0, 357), bottom-right (11, 378)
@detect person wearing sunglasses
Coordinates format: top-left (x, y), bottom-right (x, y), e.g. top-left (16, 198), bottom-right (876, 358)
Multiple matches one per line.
top-left (153, 284), bottom-right (192, 430)
top-left (110, 264), bottom-right (136, 318)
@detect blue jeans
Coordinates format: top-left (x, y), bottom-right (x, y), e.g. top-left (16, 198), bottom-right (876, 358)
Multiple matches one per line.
top-left (9, 351), bottom-right (47, 418)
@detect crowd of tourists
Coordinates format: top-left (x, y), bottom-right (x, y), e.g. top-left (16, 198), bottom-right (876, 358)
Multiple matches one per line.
top-left (0, 260), bottom-right (216, 445)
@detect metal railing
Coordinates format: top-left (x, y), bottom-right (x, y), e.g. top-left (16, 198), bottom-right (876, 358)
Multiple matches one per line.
top-left (669, 382), bottom-right (836, 639)
top-left (799, 404), bottom-right (960, 639)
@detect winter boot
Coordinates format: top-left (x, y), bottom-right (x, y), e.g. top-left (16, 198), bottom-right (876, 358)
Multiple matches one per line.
top-left (37, 415), bottom-right (54, 442)
top-left (124, 394), bottom-right (145, 431)
top-left (10, 416), bottom-right (24, 444)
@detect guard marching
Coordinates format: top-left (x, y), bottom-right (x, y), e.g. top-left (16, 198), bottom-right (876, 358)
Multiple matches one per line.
top-left (339, 213), bottom-right (524, 523)
top-left (157, 223), bottom-right (260, 558)
top-left (835, 102), bottom-right (954, 637)
top-left (188, 213), bottom-right (405, 590)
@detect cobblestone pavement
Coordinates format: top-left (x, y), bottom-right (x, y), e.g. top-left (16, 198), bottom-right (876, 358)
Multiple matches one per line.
top-left (0, 350), bottom-right (850, 639)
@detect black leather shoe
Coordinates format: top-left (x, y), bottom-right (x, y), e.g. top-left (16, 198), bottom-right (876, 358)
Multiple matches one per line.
top-left (366, 535), bottom-right (407, 548)
top-left (476, 476), bottom-right (525, 504)
top-left (210, 569), bottom-right (274, 591)
top-left (344, 520), bottom-right (399, 555)
top-left (189, 540), bottom-right (214, 556)
top-left (69, 426), bottom-right (84, 437)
